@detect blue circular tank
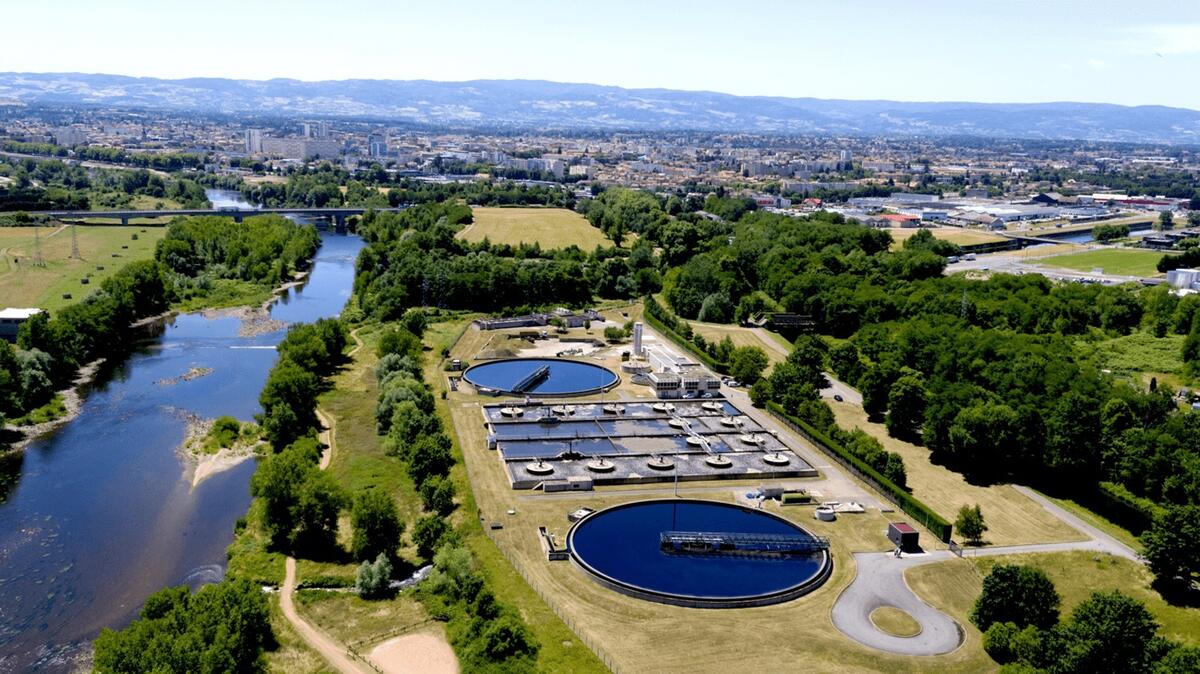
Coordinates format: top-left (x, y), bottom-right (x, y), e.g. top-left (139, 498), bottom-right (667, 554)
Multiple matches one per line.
top-left (462, 358), bottom-right (618, 397)
top-left (567, 499), bottom-right (831, 608)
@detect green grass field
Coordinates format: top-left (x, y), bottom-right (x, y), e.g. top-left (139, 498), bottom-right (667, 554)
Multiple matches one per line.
top-left (1075, 331), bottom-right (1187, 388)
top-left (0, 225), bottom-right (166, 311)
top-left (1038, 248), bottom-right (1166, 277)
top-left (457, 207), bottom-right (616, 249)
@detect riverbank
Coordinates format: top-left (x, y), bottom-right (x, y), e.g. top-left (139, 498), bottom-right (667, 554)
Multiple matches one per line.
top-left (2, 358), bottom-right (104, 452)
top-left (2, 268), bottom-right (310, 452)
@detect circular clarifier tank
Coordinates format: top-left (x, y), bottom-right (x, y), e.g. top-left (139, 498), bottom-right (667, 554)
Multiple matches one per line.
top-left (567, 500), bottom-right (831, 608)
top-left (463, 358), bottom-right (619, 397)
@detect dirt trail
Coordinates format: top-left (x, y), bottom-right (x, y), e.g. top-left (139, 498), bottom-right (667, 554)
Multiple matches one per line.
top-left (280, 558), bottom-right (375, 674)
top-left (314, 407), bottom-right (336, 471)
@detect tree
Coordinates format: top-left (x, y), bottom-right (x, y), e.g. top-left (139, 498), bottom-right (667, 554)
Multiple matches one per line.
top-left (478, 613), bottom-right (539, 661)
top-left (355, 553), bottom-right (394, 599)
top-left (885, 372), bottom-right (927, 440)
top-left (1140, 504), bottom-right (1200, 592)
top-left (257, 359), bottom-right (320, 448)
top-left (251, 442), bottom-right (345, 553)
top-left (1062, 591), bottom-right (1159, 674)
top-left (419, 475), bottom-right (457, 515)
top-left (971, 563), bottom-right (1060, 631)
top-left (956, 504), bottom-right (988, 546)
top-left (1158, 210), bottom-right (1175, 231)
top-left (291, 469), bottom-right (347, 553)
top-left (350, 490), bottom-right (404, 563)
top-left (408, 433), bottom-right (454, 486)
top-left (729, 346), bottom-right (769, 385)
top-left (412, 514), bottom-right (450, 560)
top-left (93, 579), bottom-right (272, 674)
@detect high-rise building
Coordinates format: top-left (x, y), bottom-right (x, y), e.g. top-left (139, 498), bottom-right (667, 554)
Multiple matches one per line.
top-left (368, 134), bottom-right (388, 158)
top-left (839, 149), bottom-right (854, 164)
top-left (633, 321), bottom-right (644, 356)
top-left (244, 129), bottom-right (263, 154)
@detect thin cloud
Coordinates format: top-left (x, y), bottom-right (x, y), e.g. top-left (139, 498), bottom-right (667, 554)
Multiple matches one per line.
top-left (1128, 24), bottom-right (1200, 55)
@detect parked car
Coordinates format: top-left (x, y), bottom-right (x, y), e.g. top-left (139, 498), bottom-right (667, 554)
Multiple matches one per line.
top-left (833, 394), bottom-right (844, 402)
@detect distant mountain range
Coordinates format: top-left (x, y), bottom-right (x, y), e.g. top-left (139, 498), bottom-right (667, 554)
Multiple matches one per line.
top-left (2, 72), bottom-right (1199, 143)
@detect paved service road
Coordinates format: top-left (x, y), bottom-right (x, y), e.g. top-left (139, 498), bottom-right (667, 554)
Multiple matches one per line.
top-left (831, 552), bottom-right (963, 656)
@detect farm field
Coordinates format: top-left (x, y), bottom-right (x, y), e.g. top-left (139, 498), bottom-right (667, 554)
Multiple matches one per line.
top-left (826, 400), bottom-right (1086, 547)
top-left (884, 227), bottom-right (1005, 248)
top-left (458, 207), bottom-right (616, 249)
top-left (1037, 247), bottom-right (1166, 277)
top-left (0, 225), bottom-right (165, 311)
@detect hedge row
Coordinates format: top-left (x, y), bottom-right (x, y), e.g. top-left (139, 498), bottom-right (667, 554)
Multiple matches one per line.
top-left (641, 297), bottom-right (729, 374)
top-left (766, 402), bottom-right (953, 542)
top-left (1094, 481), bottom-right (1164, 535)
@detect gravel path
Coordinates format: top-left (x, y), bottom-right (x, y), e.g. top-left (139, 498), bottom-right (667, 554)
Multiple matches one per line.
top-left (280, 557), bottom-right (374, 674)
top-left (831, 552), bottom-right (964, 656)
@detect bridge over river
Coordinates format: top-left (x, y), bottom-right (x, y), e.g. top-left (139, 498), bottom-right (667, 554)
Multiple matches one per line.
top-left (39, 206), bottom-right (407, 226)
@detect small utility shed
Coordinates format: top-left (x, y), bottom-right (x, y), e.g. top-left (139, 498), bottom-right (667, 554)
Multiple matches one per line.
top-left (887, 522), bottom-right (919, 552)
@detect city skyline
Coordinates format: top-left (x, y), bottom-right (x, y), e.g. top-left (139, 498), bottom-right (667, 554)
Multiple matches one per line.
top-left (6, 0), bottom-right (1200, 109)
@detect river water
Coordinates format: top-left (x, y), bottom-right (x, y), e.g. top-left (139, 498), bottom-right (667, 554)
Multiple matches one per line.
top-left (0, 191), bottom-right (363, 672)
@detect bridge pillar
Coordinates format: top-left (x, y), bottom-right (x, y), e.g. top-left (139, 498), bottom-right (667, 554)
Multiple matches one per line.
top-left (120, 216), bottom-right (129, 226)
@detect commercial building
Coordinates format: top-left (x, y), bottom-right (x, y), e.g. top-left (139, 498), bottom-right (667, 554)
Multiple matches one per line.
top-left (1167, 268), bottom-right (1200, 291)
top-left (52, 127), bottom-right (88, 147)
top-left (260, 137), bottom-right (341, 160)
top-left (0, 308), bottom-right (43, 342)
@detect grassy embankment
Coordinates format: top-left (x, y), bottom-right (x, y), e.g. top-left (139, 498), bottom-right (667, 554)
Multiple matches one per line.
top-left (0, 225), bottom-right (165, 311)
top-left (457, 206), bottom-right (619, 249)
top-left (907, 551), bottom-right (1200, 648)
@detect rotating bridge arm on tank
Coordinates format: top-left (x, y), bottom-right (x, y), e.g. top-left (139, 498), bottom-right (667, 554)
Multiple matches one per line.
top-left (659, 531), bottom-right (830, 555)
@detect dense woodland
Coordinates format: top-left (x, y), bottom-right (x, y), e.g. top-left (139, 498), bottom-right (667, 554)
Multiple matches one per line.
top-left (0, 155), bottom-right (209, 214)
top-left (238, 163), bottom-right (575, 209)
top-left (352, 203), bottom-right (658, 319)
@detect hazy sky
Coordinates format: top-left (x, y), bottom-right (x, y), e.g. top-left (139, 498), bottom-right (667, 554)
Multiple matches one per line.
top-left (8, 0), bottom-right (1200, 109)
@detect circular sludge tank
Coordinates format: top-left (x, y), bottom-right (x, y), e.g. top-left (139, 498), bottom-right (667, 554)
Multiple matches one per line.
top-left (462, 358), bottom-right (619, 397)
top-left (567, 499), bottom-right (832, 608)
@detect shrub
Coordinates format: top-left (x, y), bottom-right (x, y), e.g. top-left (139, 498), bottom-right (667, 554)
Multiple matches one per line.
top-left (356, 554), bottom-right (394, 599)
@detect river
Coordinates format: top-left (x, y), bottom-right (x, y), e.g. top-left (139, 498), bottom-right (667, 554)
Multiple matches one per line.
top-left (0, 190), bottom-right (363, 672)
